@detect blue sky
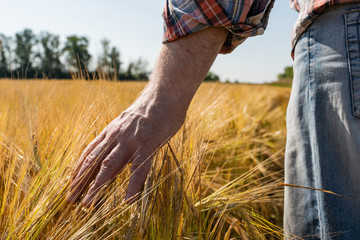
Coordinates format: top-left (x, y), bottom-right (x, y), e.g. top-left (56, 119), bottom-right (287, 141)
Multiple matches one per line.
top-left (0, 0), bottom-right (298, 83)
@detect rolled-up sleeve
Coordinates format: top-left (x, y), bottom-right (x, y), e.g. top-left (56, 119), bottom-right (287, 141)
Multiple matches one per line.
top-left (162, 0), bottom-right (275, 54)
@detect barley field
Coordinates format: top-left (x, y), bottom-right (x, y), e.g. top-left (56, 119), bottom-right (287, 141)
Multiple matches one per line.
top-left (0, 80), bottom-right (291, 239)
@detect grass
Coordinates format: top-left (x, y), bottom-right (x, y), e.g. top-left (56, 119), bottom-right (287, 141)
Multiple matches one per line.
top-left (0, 79), bottom-right (292, 239)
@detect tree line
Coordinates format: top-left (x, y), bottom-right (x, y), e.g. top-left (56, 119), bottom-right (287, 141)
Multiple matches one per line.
top-left (0, 29), bottom-right (149, 80)
top-left (277, 66), bottom-right (293, 81)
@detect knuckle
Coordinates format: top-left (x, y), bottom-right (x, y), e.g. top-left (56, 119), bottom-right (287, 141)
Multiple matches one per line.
top-left (119, 111), bottom-right (129, 119)
top-left (82, 145), bottom-right (92, 155)
top-left (103, 125), bottom-right (121, 141)
top-left (83, 158), bottom-right (92, 168)
top-left (83, 154), bottom-right (96, 168)
top-left (88, 151), bottom-right (97, 159)
top-left (101, 159), bottom-right (116, 172)
top-left (107, 131), bottom-right (120, 142)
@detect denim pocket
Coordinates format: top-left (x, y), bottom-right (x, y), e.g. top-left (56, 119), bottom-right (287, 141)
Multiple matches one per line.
top-left (345, 8), bottom-right (360, 117)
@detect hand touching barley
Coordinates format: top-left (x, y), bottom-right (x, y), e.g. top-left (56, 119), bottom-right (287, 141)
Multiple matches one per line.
top-left (66, 88), bottom-right (185, 206)
top-left (66, 27), bottom-right (228, 207)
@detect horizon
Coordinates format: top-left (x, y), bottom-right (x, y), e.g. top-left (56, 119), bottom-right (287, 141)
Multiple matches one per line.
top-left (0, 0), bottom-right (298, 83)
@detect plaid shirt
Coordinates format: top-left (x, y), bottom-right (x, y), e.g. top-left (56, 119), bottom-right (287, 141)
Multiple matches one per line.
top-left (163, 0), bottom-right (360, 55)
top-left (291, 0), bottom-right (360, 51)
top-left (162, 0), bottom-right (274, 54)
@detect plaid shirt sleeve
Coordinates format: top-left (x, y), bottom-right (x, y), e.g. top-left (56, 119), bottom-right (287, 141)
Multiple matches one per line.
top-left (162, 0), bottom-right (275, 54)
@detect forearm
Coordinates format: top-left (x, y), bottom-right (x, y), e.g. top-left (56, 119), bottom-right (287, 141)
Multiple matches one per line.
top-left (131, 27), bottom-right (228, 121)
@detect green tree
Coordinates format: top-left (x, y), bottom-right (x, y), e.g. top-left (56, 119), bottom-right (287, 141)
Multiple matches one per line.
top-left (98, 39), bottom-right (121, 79)
top-left (125, 57), bottom-right (148, 80)
top-left (98, 38), bottom-right (111, 72)
top-left (39, 31), bottom-right (63, 77)
top-left (14, 29), bottom-right (37, 78)
top-left (109, 47), bottom-right (121, 79)
top-left (63, 35), bottom-right (91, 74)
top-left (0, 34), bottom-right (12, 77)
top-left (204, 71), bottom-right (220, 82)
top-left (277, 65), bottom-right (293, 81)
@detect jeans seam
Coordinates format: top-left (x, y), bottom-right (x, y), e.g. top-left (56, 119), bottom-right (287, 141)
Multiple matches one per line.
top-left (307, 24), bottom-right (325, 239)
top-left (345, 11), bottom-right (354, 118)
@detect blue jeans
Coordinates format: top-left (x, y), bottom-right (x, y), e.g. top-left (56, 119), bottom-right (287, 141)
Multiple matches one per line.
top-left (284, 4), bottom-right (360, 240)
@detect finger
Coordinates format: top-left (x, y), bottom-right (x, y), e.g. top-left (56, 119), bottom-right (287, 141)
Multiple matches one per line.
top-left (82, 145), bottom-right (130, 207)
top-left (125, 150), bottom-right (154, 203)
top-left (66, 139), bottom-right (115, 203)
top-left (71, 132), bottom-right (106, 181)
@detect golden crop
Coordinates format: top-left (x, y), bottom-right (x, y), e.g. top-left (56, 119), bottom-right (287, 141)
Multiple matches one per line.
top-left (0, 80), bottom-right (290, 239)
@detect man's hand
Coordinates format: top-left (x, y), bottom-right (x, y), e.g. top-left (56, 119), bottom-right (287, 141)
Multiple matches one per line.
top-left (66, 27), bottom-right (228, 207)
top-left (66, 102), bottom-right (184, 206)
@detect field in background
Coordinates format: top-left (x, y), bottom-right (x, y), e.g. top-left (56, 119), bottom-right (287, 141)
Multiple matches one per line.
top-left (0, 80), bottom-right (291, 239)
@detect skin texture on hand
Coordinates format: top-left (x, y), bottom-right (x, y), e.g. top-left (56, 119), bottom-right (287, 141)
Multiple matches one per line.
top-left (66, 27), bottom-right (229, 207)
